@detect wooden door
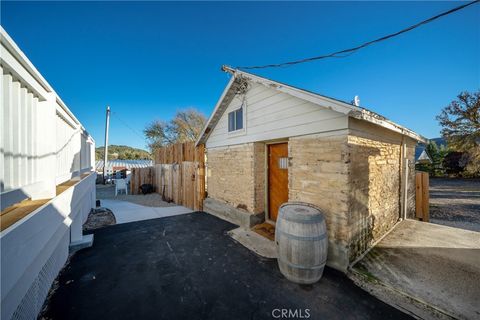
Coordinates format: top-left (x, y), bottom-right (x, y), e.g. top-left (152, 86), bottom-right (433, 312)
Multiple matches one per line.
top-left (268, 143), bottom-right (289, 221)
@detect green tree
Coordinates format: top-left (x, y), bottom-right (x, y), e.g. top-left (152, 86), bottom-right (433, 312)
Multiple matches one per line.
top-left (436, 90), bottom-right (480, 177)
top-left (428, 141), bottom-right (449, 176)
top-left (416, 141), bottom-right (449, 176)
top-left (443, 151), bottom-right (465, 175)
top-left (463, 148), bottom-right (480, 177)
top-left (436, 90), bottom-right (480, 151)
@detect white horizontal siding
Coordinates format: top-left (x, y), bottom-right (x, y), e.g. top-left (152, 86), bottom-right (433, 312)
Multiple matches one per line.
top-left (0, 27), bottom-right (97, 320)
top-left (1, 173), bottom-right (96, 320)
top-left (206, 82), bottom-right (348, 148)
top-left (1, 29), bottom-right (95, 202)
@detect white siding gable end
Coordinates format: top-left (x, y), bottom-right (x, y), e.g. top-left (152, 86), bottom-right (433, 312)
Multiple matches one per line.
top-left (206, 82), bottom-right (348, 148)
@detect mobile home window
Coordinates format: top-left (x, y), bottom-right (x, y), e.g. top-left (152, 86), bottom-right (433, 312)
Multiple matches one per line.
top-left (228, 106), bottom-right (243, 132)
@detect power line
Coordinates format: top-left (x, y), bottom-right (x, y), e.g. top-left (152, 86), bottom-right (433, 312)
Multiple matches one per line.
top-left (236, 0), bottom-right (479, 70)
top-left (111, 111), bottom-right (146, 140)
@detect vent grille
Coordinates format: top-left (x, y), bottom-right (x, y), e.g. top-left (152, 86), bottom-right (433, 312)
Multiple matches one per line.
top-left (278, 157), bottom-right (289, 169)
top-left (11, 233), bottom-right (68, 320)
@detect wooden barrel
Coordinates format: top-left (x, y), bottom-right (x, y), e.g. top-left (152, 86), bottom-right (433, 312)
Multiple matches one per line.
top-left (275, 202), bottom-right (328, 284)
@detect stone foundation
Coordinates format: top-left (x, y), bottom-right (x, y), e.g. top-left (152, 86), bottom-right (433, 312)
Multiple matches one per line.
top-left (203, 198), bottom-right (264, 228)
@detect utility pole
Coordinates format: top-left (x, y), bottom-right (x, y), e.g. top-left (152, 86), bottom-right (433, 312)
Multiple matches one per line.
top-left (103, 106), bottom-right (110, 184)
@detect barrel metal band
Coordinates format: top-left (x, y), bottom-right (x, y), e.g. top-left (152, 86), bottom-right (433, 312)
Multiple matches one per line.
top-left (280, 214), bottom-right (325, 224)
top-left (276, 229), bottom-right (327, 241)
top-left (278, 258), bottom-right (327, 270)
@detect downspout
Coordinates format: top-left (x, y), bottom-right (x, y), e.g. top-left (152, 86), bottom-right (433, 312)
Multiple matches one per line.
top-left (403, 145), bottom-right (409, 220)
top-left (399, 136), bottom-right (409, 220)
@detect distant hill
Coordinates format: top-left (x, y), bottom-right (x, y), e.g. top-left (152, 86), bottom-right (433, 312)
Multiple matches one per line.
top-left (96, 145), bottom-right (151, 160)
top-left (430, 137), bottom-right (447, 147)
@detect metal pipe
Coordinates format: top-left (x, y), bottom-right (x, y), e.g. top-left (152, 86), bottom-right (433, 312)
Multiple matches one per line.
top-left (103, 106), bottom-right (110, 183)
top-left (404, 157), bottom-right (409, 220)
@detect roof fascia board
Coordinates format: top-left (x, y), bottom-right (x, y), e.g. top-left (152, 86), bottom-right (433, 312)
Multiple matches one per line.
top-left (233, 69), bottom-right (355, 116)
top-left (351, 109), bottom-right (427, 143)
top-left (195, 75), bottom-right (236, 146)
top-left (1, 26), bottom-right (53, 95)
top-left (1, 27), bottom-right (88, 136)
top-left (1, 40), bottom-right (50, 100)
top-left (226, 67), bottom-right (427, 143)
top-left (56, 97), bottom-right (80, 126)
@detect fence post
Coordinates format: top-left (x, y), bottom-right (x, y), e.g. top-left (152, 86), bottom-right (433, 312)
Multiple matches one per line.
top-left (415, 172), bottom-right (429, 222)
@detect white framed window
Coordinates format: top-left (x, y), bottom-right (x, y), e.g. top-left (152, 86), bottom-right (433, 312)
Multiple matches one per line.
top-left (228, 105), bottom-right (244, 133)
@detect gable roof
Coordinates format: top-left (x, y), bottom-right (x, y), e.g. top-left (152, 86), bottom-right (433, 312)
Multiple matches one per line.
top-left (196, 66), bottom-right (427, 145)
top-left (416, 149), bottom-right (433, 164)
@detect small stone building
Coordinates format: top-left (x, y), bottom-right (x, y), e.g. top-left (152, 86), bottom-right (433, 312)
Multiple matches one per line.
top-left (196, 67), bottom-right (426, 271)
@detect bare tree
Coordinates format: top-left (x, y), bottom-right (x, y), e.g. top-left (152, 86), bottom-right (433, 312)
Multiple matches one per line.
top-left (170, 109), bottom-right (207, 143)
top-left (144, 108), bottom-right (206, 151)
top-left (144, 120), bottom-right (172, 151)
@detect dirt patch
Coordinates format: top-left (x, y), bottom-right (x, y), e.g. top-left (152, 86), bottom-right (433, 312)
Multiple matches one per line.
top-left (83, 208), bottom-right (116, 231)
top-left (96, 184), bottom-right (176, 208)
top-left (430, 178), bottom-right (480, 232)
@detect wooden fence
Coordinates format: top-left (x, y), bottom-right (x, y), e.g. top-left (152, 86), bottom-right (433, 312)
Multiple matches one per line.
top-left (130, 142), bottom-right (205, 210)
top-left (415, 171), bottom-right (429, 222)
top-left (154, 141), bottom-right (204, 164)
top-left (130, 167), bottom-right (155, 195)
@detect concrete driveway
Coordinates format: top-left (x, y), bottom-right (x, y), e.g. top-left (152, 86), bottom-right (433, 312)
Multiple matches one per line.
top-left (352, 219), bottom-right (480, 320)
top-left (41, 212), bottom-right (409, 320)
top-left (100, 199), bottom-right (192, 224)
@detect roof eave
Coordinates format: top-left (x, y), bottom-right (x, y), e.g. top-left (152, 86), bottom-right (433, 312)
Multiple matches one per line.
top-left (195, 75), bottom-right (237, 146)
top-left (350, 109), bottom-right (428, 143)
top-left (223, 66), bottom-right (356, 116)
top-left (199, 66), bottom-right (427, 146)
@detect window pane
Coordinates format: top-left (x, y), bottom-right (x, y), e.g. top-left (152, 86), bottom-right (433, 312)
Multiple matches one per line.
top-left (228, 112), bottom-right (235, 132)
top-left (235, 107), bottom-right (243, 130)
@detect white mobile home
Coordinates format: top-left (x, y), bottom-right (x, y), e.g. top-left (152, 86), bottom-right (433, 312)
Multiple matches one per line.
top-left (1, 27), bottom-right (96, 320)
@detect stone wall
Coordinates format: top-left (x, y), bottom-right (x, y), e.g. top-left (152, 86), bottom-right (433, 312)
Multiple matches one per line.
top-left (205, 120), bottom-right (417, 271)
top-left (253, 143), bottom-right (266, 213)
top-left (288, 133), bottom-right (351, 270)
top-left (206, 143), bottom-right (265, 214)
top-left (347, 132), bottom-right (401, 261)
top-left (288, 122), bottom-right (417, 269)
top-left (347, 118), bottom-right (416, 261)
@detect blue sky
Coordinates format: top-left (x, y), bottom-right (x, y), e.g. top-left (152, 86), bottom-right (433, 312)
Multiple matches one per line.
top-left (2, 1), bottom-right (479, 150)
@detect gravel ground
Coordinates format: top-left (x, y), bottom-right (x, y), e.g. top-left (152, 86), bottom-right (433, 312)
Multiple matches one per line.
top-left (430, 178), bottom-right (480, 232)
top-left (96, 184), bottom-right (176, 208)
top-left (83, 208), bottom-right (116, 232)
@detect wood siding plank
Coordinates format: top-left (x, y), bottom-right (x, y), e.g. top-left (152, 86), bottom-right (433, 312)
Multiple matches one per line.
top-left (206, 82), bottom-right (347, 148)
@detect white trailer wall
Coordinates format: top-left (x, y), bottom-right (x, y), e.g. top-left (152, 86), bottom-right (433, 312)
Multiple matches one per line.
top-left (1, 26), bottom-right (96, 320)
